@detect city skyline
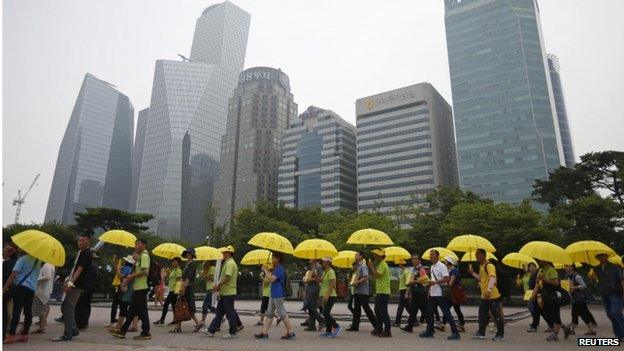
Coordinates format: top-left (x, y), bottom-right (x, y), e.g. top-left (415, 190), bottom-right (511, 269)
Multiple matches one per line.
top-left (3, 0), bottom-right (623, 224)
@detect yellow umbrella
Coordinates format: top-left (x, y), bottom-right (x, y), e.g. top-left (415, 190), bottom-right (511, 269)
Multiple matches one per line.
top-left (294, 239), bottom-right (338, 259)
top-left (332, 250), bottom-right (357, 269)
top-left (608, 255), bottom-right (623, 267)
top-left (98, 230), bottom-right (137, 248)
top-left (461, 251), bottom-right (498, 262)
top-left (502, 252), bottom-right (537, 269)
top-left (519, 241), bottom-right (572, 265)
top-left (347, 228), bottom-right (393, 246)
top-left (248, 232), bottom-right (294, 254)
top-left (382, 246), bottom-right (411, 263)
top-left (195, 246), bottom-right (223, 261)
top-left (553, 262), bottom-right (583, 269)
top-left (446, 234), bottom-right (496, 253)
top-left (422, 247), bottom-right (459, 262)
top-left (241, 249), bottom-right (272, 265)
top-left (11, 230), bottom-right (66, 266)
top-left (152, 243), bottom-right (186, 259)
top-left (565, 241), bottom-right (618, 266)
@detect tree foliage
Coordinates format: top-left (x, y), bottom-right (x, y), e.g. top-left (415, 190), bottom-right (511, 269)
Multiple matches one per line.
top-left (72, 207), bottom-right (153, 235)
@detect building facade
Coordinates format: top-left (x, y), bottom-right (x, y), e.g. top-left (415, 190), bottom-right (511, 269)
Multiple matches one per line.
top-left (129, 108), bottom-right (149, 212)
top-left (214, 67), bottom-right (297, 226)
top-left (45, 73), bottom-right (134, 224)
top-left (547, 54), bottom-right (575, 168)
top-left (444, 0), bottom-right (564, 203)
top-left (278, 106), bottom-right (357, 212)
top-left (356, 83), bottom-right (459, 226)
top-left (135, 2), bottom-right (250, 240)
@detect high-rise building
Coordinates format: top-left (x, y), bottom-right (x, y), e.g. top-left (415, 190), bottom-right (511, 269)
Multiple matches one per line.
top-left (444, 0), bottom-right (564, 203)
top-left (214, 67), bottom-right (297, 226)
top-left (547, 54), bottom-right (575, 168)
top-left (356, 83), bottom-right (459, 226)
top-left (129, 108), bottom-right (149, 212)
top-left (135, 2), bottom-right (250, 240)
top-left (45, 73), bottom-right (134, 224)
top-left (278, 106), bottom-right (357, 212)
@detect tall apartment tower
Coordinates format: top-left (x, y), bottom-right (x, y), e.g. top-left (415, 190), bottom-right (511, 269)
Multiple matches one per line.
top-left (444, 0), bottom-right (564, 203)
top-left (135, 1), bottom-right (250, 240)
top-left (278, 106), bottom-right (357, 212)
top-left (547, 54), bottom-right (575, 168)
top-left (129, 108), bottom-right (149, 212)
top-left (214, 67), bottom-right (297, 226)
top-left (356, 83), bottom-right (459, 227)
top-left (45, 73), bottom-right (134, 224)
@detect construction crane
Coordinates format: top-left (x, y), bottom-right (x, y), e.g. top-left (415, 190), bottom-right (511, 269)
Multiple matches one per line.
top-left (12, 173), bottom-right (40, 224)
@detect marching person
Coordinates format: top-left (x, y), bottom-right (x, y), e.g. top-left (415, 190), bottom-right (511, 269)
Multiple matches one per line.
top-left (170, 248), bottom-right (202, 333)
top-left (200, 260), bottom-right (216, 327)
top-left (3, 244), bottom-right (19, 341)
top-left (564, 264), bottom-right (597, 336)
top-left (108, 254), bottom-right (122, 327)
top-left (205, 246), bottom-right (240, 339)
top-left (402, 254), bottom-right (426, 332)
top-left (254, 252), bottom-right (295, 339)
top-left (32, 262), bottom-right (55, 333)
top-left (368, 249), bottom-right (392, 337)
top-left (418, 249), bottom-right (460, 340)
top-left (302, 259), bottom-right (324, 331)
top-left (469, 248), bottom-right (504, 341)
top-left (532, 259), bottom-right (570, 342)
top-left (3, 251), bottom-right (42, 343)
top-left (440, 256), bottom-right (465, 332)
top-left (595, 252), bottom-right (624, 341)
top-left (256, 264), bottom-right (272, 326)
top-left (523, 262), bottom-right (542, 332)
top-left (319, 256), bottom-right (343, 337)
top-left (394, 259), bottom-right (411, 327)
top-left (110, 254), bottom-right (138, 333)
top-left (347, 251), bottom-right (377, 332)
top-left (154, 257), bottom-right (182, 325)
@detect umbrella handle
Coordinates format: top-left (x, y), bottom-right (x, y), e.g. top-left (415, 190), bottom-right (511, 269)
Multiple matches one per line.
top-left (93, 240), bottom-right (105, 251)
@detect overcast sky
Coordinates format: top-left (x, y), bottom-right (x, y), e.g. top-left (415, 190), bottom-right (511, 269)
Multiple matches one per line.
top-left (2, 0), bottom-right (623, 225)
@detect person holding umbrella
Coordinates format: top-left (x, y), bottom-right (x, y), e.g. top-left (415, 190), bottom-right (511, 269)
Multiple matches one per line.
top-left (532, 259), bottom-right (571, 342)
top-left (154, 257), bottom-right (182, 325)
top-left (347, 251), bottom-right (377, 332)
top-left (319, 256), bottom-right (342, 337)
top-left (594, 251), bottom-right (624, 341)
top-left (564, 264), bottom-right (597, 336)
top-left (170, 248), bottom-right (203, 333)
top-left (254, 252), bottom-right (295, 339)
top-left (205, 245), bottom-right (240, 339)
top-left (368, 249), bottom-right (392, 337)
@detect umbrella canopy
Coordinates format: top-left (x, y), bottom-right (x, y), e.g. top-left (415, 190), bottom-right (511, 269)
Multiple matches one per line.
top-left (152, 243), bottom-right (186, 260)
top-left (519, 241), bottom-right (572, 265)
top-left (446, 234), bottom-right (496, 253)
top-left (502, 252), bottom-right (538, 269)
top-left (98, 230), bottom-right (137, 248)
top-left (294, 239), bottom-right (338, 259)
top-left (608, 255), bottom-right (623, 267)
top-left (565, 241), bottom-right (618, 266)
top-left (422, 247), bottom-right (459, 262)
top-left (383, 246), bottom-right (411, 263)
top-left (195, 246), bottom-right (223, 261)
top-left (248, 232), bottom-right (294, 254)
top-left (461, 251), bottom-right (498, 262)
top-left (346, 228), bottom-right (393, 246)
top-left (11, 230), bottom-right (66, 266)
top-left (332, 250), bottom-right (358, 269)
top-left (241, 249), bottom-right (272, 265)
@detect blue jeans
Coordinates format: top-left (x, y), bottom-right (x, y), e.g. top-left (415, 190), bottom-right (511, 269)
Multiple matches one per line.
top-left (208, 295), bottom-right (237, 335)
top-left (602, 293), bottom-right (624, 339)
top-left (426, 296), bottom-right (458, 335)
top-left (202, 290), bottom-right (215, 315)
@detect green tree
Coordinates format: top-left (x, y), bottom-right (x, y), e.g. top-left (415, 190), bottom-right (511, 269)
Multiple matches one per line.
top-left (72, 207), bottom-right (153, 235)
top-left (532, 166), bottom-right (594, 207)
top-left (578, 151), bottom-right (624, 204)
top-left (426, 186), bottom-right (486, 215)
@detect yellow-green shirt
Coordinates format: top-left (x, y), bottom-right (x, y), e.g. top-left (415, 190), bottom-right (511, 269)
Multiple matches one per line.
top-left (133, 250), bottom-right (150, 290)
top-left (205, 266), bottom-right (215, 290)
top-left (262, 274), bottom-right (270, 297)
top-left (168, 267), bottom-right (181, 292)
top-left (220, 258), bottom-right (238, 296)
top-left (521, 272), bottom-right (531, 292)
top-left (399, 267), bottom-right (411, 291)
top-left (479, 262), bottom-right (500, 299)
top-left (375, 261), bottom-right (391, 295)
top-left (320, 268), bottom-right (337, 297)
top-left (542, 266), bottom-right (558, 281)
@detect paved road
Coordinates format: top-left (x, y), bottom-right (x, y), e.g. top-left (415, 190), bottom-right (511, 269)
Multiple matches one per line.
top-left (7, 300), bottom-right (621, 351)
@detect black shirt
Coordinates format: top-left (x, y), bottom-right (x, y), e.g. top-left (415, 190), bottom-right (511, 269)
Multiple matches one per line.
top-left (73, 249), bottom-right (93, 290)
top-left (182, 261), bottom-right (197, 285)
top-left (596, 262), bottom-right (624, 297)
top-left (3, 257), bottom-right (17, 285)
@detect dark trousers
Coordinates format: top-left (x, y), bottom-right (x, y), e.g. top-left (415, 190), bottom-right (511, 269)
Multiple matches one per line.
top-left (602, 293), bottom-right (624, 339)
top-left (202, 290), bottom-right (215, 315)
top-left (406, 291), bottom-right (426, 328)
top-left (395, 289), bottom-right (406, 324)
top-left (9, 285), bottom-right (34, 335)
top-left (307, 293), bottom-right (323, 326)
top-left (110, 290), bottom-right (122, 323)
top-left (541, 300), bottom-right (561, 326)
top-left (3, 295), bottom-right (11, 339)
top-left (121, 289), bottom-right (150, 335)
top-left (571, 301), bottom-right (596, 326)
top-left (208, 295), bottom-right (238, 335)
top-left (374, 293), bottom-right (391, 333)
top-left (477, 298), bottom-right (504, 337)
top-left (347, 294), bottom-right (355, 315)
top-left (61, 288), bottom-right (83, 338)
top-left (443, 302), bottom-right (465, 326)
top-left (323, 297), bottom-right (339, 333)
top-left (352, 293), bottom-right (377, 329)
top-left (75, 290), bottom-right (93, 328)
top-left (426, 296), bottom-right (458, 335)
top-left (159, 292), bottom-right (178, 322)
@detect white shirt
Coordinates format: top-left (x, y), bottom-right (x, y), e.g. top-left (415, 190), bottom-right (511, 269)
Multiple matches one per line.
top-left (429, 261), bottom-right (449, 297)
top-left (35, 263), bottom-right (55, 304)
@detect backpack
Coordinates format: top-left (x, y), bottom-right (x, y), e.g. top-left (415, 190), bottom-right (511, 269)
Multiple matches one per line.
top-left (148, 259), bottom-right (162, 287)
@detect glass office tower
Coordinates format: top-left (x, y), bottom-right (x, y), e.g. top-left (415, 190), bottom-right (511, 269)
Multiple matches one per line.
top-left (547, 54), bottom-right (575, 168)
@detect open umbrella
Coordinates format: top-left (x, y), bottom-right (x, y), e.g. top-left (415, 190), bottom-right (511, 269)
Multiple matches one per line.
top-left (502, 252), bottom-right (538, 269)
top-left (98, 230), bottom-right (137, 248)
top-left (565, 241), bottom-right (618, 266)
top-left (346, 228), bottom-right (393, 246)
top-left (152, 243), bottom-right (186, 260)
top-left (241, 249), bottom-right (273, 265)
top-left (422, 247), bottom-right (459, 262)
top-left (461, 251), bottom-right (498, 262)
top-left (248, 232), bottom-right (294, 254)
top-left (519, 241), bottom-right (572, 265)
top-left (332, 250), bottom-right (358, 269)
top-left (294, 239), bottom-right (338, 259)
top-left (446, 234), bottom-right (496, 253)
top-left (382, 246), bottom-right (411, 263)
top-left (11, 230), bottom-right (66, 266)
top-left (608, 255), bottom-right (623, 267)
top-left (195, 246), bottom-right (223, 261)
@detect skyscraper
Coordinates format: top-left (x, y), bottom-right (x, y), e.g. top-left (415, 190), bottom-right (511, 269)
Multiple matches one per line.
top-left (135, 2), bottom-right (250, 240)
top-left (356, 83), bottom-right (459, 227)
top-left (129, 108), bottom-right (149, 212)
top-left (278, 106), bottom-right (357, 212)
top-left (46, 73), bottom-right (134, 224)
top-left (214, 67), bottom-right (297, 226)
top-left (547, 54), bottom-right (575, 168)
top-left (444, 0), bottom-right (564, 203)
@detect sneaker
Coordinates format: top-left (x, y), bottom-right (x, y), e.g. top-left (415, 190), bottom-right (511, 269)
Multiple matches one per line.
top-left (236, 325), bottom-right (245, 332)
top-left (281, 332), bottom-right (296, 340)
top-left (418, 332), bottom-right (434, 338)
top-left (546, 333), bottom-right (559, 342)
top-left (331, 326), bottom-right (344, 338)
top-left (401, 326), bottom-right (413, 333)
top-left (527, 326), bottom-right (537, 333)
top-left (222, 333), bottom-right (237, 339)
top-left (110, 331), bottom-right (126, 339)
top-left (51, 335), bottom-right (72, 342)
top-left (377, 331), bottom-right (392, 338)
top-left (153, 320), bottom-right (164, 326)
top-left (204, 331), bottom-right (215, 338)
top-left (493, 335), bottom-right (504, 341)
top-left (319, 332), bottom-right (332, 337)
top-left (472, 333), bottom-right (486, 340)
top-left (254, 333), bottom-right (268, 339)
top-left (370, 330), bottom-right (380, 336)
top-left (133, 334), bottom-right (152, 340)
top-left (447, 333), bottom-right (461, 340)
top-left (562, 326), bottom-right (572, 339)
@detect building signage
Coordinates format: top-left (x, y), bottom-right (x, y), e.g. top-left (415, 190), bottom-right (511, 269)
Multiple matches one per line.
top-left (364, 90), bottom-right (417, 110)
top-left (239, 70), bottom-right (271, 84)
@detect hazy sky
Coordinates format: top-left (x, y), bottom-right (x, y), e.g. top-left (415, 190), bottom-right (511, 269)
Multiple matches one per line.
top-left (2, 0), bottom-right (623, 225)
